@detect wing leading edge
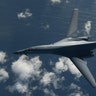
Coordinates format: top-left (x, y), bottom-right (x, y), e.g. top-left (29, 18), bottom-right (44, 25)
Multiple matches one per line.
top-left (70, 57), bottom-right (96, 87)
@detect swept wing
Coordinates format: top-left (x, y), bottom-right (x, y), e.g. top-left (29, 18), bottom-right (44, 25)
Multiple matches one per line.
top-left (71, 57), bottom-right (96, 87)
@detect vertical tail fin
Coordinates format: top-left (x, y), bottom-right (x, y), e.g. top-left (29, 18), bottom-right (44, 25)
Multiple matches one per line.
top-left (67, 8), bottom-right (79, 37)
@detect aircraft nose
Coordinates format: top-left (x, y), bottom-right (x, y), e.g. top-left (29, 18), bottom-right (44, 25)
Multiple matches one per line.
top-left (14, 50), bottom-right (25, 54)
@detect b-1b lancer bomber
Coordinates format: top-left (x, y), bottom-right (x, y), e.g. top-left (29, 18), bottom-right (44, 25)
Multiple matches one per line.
top-left (14, 8), bottom-right (96, 88)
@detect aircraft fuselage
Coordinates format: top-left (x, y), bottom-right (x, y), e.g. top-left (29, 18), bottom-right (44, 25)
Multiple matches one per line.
top-left (15, 41), bottom-right (96, 58)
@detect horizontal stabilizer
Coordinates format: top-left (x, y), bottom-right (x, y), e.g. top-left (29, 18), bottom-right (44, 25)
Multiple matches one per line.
top-left (71, 57), bottom-right (96, 88)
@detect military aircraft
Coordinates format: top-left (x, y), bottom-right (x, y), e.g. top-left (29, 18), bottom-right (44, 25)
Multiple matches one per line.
top-left (14, 8), bottom-right (96, 87)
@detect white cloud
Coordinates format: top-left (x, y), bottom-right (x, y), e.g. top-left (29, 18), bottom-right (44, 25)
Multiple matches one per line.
top-left (44, 88), bottom-right (57, 96)
top-left (40, 71), bottom-right (65, 89)
top-left (42, 24), bottom-right (50, 30)
top-left (8, 55), bottom-right (42, 95)
top-left (12, 55), bottom-right (42, 81)
top-left (54, 57), bottom-right (68, 73)
top-left (45, 24), bottom-right (50, 29)
top-left (68, 91), bottom-right (89, 96)
top-left (8, 82), bottom-right (29, 94)
top-left (52, 76), bottom-right (65, 89)
top-left (66, 58), bottom-right (82, 79)
top-left (17, 9), bottom-right (32, 19)
top-left (54, 57), bottom-right (82, 79)
top-left (8, 55), bottom-right (85, 96)
top-left (0, 68), bottom-right (9, 82)
top-left (0, 51), bottom-right (7, 64)
top-left (40, 72), bottom-right (56, 86)
top-left (84, 21), bottom-right (92, 36)
top-left (68, 83), bottom-right (89, 96)
top-left (69, 83), bottom-right (81, 90)
top-left (50, 0), bottom-right (61, 4)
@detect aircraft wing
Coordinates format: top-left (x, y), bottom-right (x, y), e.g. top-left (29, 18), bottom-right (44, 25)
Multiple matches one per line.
top-left (70, 57), bottom-right (96, 87)
top-left (67, 8), bottom-right (78, 38)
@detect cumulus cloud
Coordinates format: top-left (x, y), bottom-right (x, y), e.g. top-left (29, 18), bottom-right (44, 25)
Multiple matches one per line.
top-left (68, 91), bottom-right (89, 96)
top-left (0, 51), bottom-right (7, 64)
top-left (12, 55), bottom-right (42, 81)
top-left (8, 55), bottom-right (84, 96)
top-left (0, 68), bottom-right (9, 82)
top-left (54, 57), bottom-right (82, 79)
top-left (40, 71), bottom-right (65, 89)
top-left (8, 55), bottom-right (42, 95)
top-left (84, 21), bottom-right (92, 36)
top-left (68, 91), bottom-right (86, 96)
top-left (69, 83), bottom-right (81, 90)
top-left (17, 9), bottom-right (32, 19)
top-left (7, 82), bottom-right (32, 96)
top-left (66, 58), bottom-right (82, 79)
top-left (50, 0), bottom-right (61, 4)
top-left (8, 82), bottom-right (28, 93)
top-left (40, 72), bottom-right (56, 86)
top-left (68, 83), bottom-right (89, 96)
top-left (44, 88), bottom-right (57, 96)
top-left (54, 57), bottom-right (68, 73)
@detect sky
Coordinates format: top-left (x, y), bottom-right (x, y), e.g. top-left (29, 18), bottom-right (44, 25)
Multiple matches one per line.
top-left (0, 0), bottom-right (96, 96)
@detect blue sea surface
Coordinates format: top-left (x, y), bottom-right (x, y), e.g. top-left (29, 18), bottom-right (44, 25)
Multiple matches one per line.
top-left (0, 0), bottom-right (96, 96)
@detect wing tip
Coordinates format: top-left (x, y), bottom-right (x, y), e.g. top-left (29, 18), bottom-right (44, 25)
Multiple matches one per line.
top-left (92, 82), bottom-right (96, 88)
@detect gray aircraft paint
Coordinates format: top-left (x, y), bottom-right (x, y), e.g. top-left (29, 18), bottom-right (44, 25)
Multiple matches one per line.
top-left (14, 9), bottom-right (96, 88)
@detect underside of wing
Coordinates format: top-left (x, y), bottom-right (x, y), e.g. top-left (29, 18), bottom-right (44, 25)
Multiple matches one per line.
top-left (70, 57), bottom-right (96, 87)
